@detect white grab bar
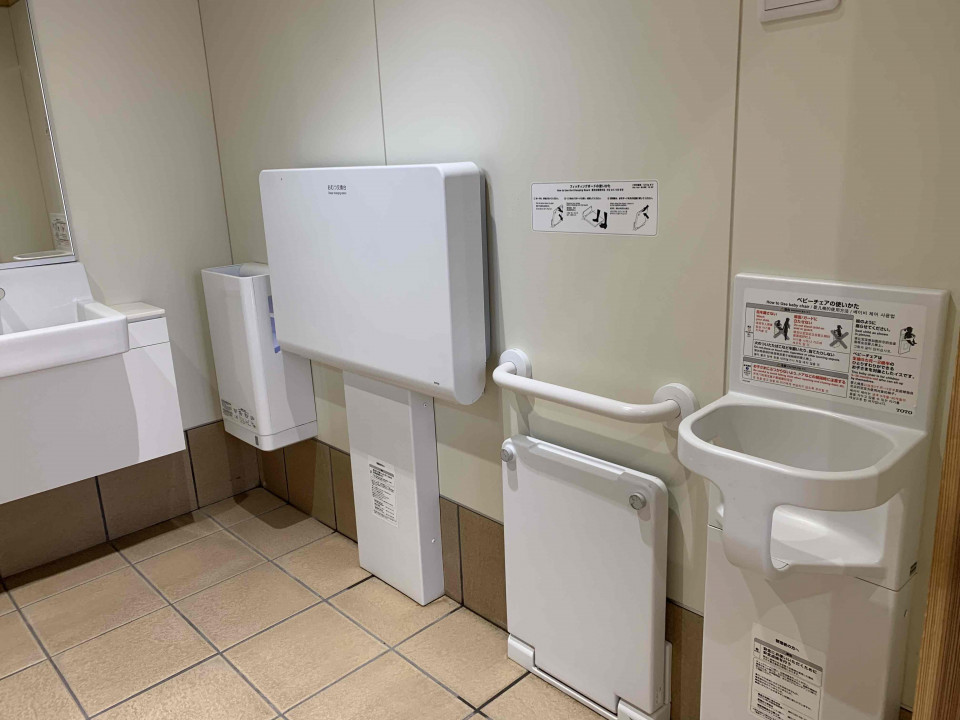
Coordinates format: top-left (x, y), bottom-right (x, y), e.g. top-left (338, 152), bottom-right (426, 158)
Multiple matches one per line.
top-left (492, 349), bottom-right (698, 430)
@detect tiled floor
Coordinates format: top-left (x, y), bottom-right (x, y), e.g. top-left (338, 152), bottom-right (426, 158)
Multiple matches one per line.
top-left (0, 487), bottom-right (596, 719)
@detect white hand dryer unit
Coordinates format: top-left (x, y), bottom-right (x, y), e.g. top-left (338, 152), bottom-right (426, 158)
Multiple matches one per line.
top-left (260, 163), bottom-right (488, 605)
top-left (201, 263), bottom-right (318, 451)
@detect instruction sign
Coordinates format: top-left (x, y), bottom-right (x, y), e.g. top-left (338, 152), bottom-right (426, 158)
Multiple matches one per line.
top-left (369, 457), bottom-right (398, 527)
top-left (750, 625), bottom-right (824, 720)
top-left (532, 180), bottom-right (658, 236)
top-left (740, 288), bottom-right (927, 416)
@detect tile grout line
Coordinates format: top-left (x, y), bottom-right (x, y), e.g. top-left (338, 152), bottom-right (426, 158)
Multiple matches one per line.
top-left (112, 544), bottom-right (288, 720)
top-left (392, 648), bottom-right (479, 711)
top-left (20, 581), bottom-right (171, 658)
top-left (281, 648), bottom-right (393, 715)
top-left (474, 670), bottom-right (530, 713)
top-left (1, 577), bottom-right (91, 720)
top-left (210, 502), bottom-right (494, 713)
top-left (6, 490), bottom-right (519, 718)
top-left (283, 603), bottom-right (468, 714)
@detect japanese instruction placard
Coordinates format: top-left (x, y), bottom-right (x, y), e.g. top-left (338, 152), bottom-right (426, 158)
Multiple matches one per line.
top-left (739, 288), bottom-right (927, 416)
top-left (368, 457), bottom-right (398, 527)
top-left (531, 180), bottom-right (658, 236)
top-left (750, 625), bottom-right (824, 720)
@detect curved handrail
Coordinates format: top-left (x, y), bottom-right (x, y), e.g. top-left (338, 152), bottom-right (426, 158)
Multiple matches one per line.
top-left (492, 349), bottom-right (698, 428)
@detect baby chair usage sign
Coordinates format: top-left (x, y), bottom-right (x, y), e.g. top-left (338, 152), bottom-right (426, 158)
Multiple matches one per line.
top-left (739, 288), bottom-right (927, 415)
top-left (531, 180), bottom-right (658, 236)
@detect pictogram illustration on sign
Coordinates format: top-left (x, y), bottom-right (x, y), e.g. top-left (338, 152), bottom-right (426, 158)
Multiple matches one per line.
top-left (532, 180), bottom-right (658, 236)
top-left (739, 288), bottom-right (927, 416)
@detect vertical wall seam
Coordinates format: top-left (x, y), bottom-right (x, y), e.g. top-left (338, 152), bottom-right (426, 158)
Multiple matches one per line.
top-left (371, 0), bottom-right (389, 165)
top-left (196, 0), bottom-right (235, 264)
top-left (721, 0), bottom-right (746, 395)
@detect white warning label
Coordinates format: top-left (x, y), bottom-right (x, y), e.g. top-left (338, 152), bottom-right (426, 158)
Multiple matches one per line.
top-left (532, 180), bottom-right (658, 236)
top-left (369, 457), bottom-right (398, 527)
top-left (750, 626), bottom-right (824, 720)
top-left (740, 288), bottom-right (926, 416)
top-left (220, 398), bottom-right (257, 430)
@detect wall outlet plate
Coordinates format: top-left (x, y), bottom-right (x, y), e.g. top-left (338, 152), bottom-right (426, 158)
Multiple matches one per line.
top-left (759, 0), bottom-right (840, 22)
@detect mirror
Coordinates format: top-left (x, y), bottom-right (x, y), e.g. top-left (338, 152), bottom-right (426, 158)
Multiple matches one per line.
top-left (0, 0), bottom-right (73, 266)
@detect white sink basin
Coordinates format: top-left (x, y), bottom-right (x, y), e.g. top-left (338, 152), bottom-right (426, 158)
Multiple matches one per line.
top-left (0, 300), bottom-right (128, 379)
top-left (678, 392), bottom-right (927, 578)
top-left (0, 262), bottom-right (129, 380)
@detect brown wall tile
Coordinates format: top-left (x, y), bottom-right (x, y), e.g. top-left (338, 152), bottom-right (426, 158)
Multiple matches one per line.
top-left (665, 601), bottom-right (703, 720)
top-left (98, 451), bottom-right (198, 539)
top-left (284, 439), bottom-right (336, 528)
top-left (459, 507), bottom-right (506, 629)
top-left (330, 448), bottom-right (356, 541)
top-left (187, 421), bottom-right (259, 506)
top-left (257, 449), bottom-right (288, 500)
top-left (439, 498), bottom-right (462, 603)
top-left (0, 479), bottom-right (106, 576)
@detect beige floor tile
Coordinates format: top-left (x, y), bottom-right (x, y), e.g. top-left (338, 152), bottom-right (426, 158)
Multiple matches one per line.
top-left (6, 544), bottom-right (127, 607)
top-left (0, 612), bottom-right (44, 680)
top-left (288, 652), bottom-right (469, 720)
top-left (276, 534), bottom-right (370, 597)
top-left (225, 603), bottom-right (386, 711)
top-left (97, 656), bottom-right (274, 720)
top-left (202, 488), bottom-right (286, 527)
top-left (483, 674), bottom-right (601, 719)
top-left (331, 577), bottom-right (458, 645)
top-left (54, 607), bottom-right (214, 715)
top-left (0, 591), bottom-right (13, 616)
top-left (22, 567), bottom-right (166, 655)
top-left (177, 563), bottom-right (317, 650)
top-left (0, 662), bottom-right (83, 720)
top-left (136, 531), bottom-right (263, 602)
top-left (114, 511), bottom-right (221, 563)
top-left (231, 505), bottom-right (333, 559)
top-left (398, 609), bottom-right (524, 707)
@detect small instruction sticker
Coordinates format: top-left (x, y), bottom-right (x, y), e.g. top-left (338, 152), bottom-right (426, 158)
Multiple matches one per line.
top-left (750, 625), bottom-right (824, 720)
top-left (221, 398), bottom-right (257, 430)
top-left (740, 288), bottom-right (926, 415)
top-left (369, 457), bottom-right (398, 527)
top-left (532, 180), bottom-right (658, 236)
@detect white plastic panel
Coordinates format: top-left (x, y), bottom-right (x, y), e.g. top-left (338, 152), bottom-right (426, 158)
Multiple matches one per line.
top-left (259, 163), bottom-right (488, 405)
top-left (701, 526), bottom-right (910, 720)
top-left (343, 372), bottom-right (444, 605)
top-left (502, 436), bottom-right (668, 716)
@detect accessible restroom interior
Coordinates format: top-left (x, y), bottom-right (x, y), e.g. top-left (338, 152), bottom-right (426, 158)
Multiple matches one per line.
top-left (0, 0), bottom-right (958, 719)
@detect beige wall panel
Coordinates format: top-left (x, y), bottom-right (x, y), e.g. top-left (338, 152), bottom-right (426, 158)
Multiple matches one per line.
top-left (27, 0), bottom-right (233, 428)
top-left (732, 2), bottom-right (960, 706)
top-left (199, 0), bottom-right (385, 265)
top-left (375, 0), bottom-right (742, 611)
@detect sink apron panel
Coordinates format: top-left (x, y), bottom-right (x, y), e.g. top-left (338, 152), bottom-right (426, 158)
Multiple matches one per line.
top-left (0, 340), bottom-right (184, 504)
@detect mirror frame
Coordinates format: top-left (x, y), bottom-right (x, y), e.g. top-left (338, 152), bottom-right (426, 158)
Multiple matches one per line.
top-left (1, 0), bottom-right (76, 270)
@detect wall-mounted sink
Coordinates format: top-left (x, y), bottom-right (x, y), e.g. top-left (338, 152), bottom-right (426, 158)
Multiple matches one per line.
top-left (0, 300), bottom-right (128, 379)
top-left (678, 392), bottom-right (926, 578)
